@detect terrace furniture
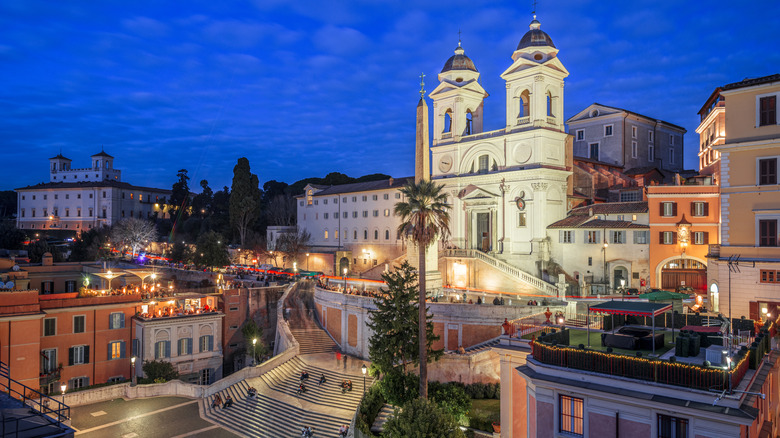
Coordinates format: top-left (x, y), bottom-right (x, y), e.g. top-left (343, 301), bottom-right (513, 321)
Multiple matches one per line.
top-left (601, 333), bottom-right (638, 350)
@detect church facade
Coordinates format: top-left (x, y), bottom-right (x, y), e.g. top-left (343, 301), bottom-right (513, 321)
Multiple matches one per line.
top-left (429, 17), bottom-right (572, 275)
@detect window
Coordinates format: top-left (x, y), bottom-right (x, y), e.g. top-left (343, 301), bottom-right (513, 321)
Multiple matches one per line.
top-left (323, 199), bottom-right (328, 205)
top-left (631, 126), bottom-right (637, 138)
top-left (661, 231), bottom-right (676, 245)
top-left (89, 208), bottom-right (93, 217)
top-left (649, 144), bottom-right (655, 161)
top-left (343, 212), bottom-right (348, 218)
top-left (68, 345), bottom-right (89, 365)
top-left (384, 209), bottom-right (390, 217)
top-left (353, 230), bottom-right (357, 239)
top-left (362, 195), bottom-right (367, 201)
top-left (611, 230), bottom-right (625, 244)
top-left (109, 312), bottom-right (125, 329)
top-left (65, 280), bottom-right (77, 292)
top-left (661, 202), bottom-right (677, 217)
top-left (199, 335), bottom-right (214, 352)
top-left (41, 349), bottom-right (57, 373)
top-left (362, 211), bottom-right (368, 218)
top-left (559, 395), bottom-right (584, 436)
top-left (324, 213), bottom-right (329, 219)
top-left (77, 208), bottom-right (81, 217)
top-left (560, 230), bottom-right (573, 243)
top-left (669, 149), bottom-right (675, 164)
top-left (73, 315), bottom-right (86, 333)
top-left (69, 377), bottom-right (89, 390)
top-left (692, 202), bottom-right (708, 217)
top-left (588, 257), bottom-right (592, 266)
top-left (478, 155), bottom-right (489, 173)
top-left (44, 318), bottom-right (56, 336)
top-left (576, 130), bottom-right (584, 141)
top-left (670, 134), bottom-right (675, 145)
top-left (364, 230), bottom-right (368, 239)
top-left (306, 190), bottom-right (313, 206)
top-left (373, 210), bottom-right (379, 217)
top-left (604, 125), bottom-right (613, 136)
top-left (586, 230), bottom-right (600, 244)
top-left (383, 194), bottom-right (389, 200)
top-left (155, 341), bottom-right (170, 359)
top-left (372, 195), bottom-right (378, 201)
top-left (385, 230), bottom-right (390, 240)
top-left (314, 200), bottom-right (318, 205)
top-left (89, 193), bottom-right (93, 199)
top-left (352, 196), bottom-right (357, 202)
top-left (759, 219), bottom-right (777, 247)
top-left (693, 231), bottom-right (709, 245)
top-left (517, 212), bottom-right (527, 227)
top-left (21, 209), bottom-right (24, 218)
top-left (352, 211), bottom-right (358, 218)
top-left (108, 341), bottom-right (125, 360)
top-left (759, 158), bottom-right (777, 185)
top-left (178, 338), bottom-right (193, 355)
top-left (334, 229), bottom-right (338, 239)
top-left (657, 414), bottom-right (688, 438)
top-left (324, 230), bottom-right (328, 239)
top-left (634, 230), bottom-right (649, 244)
top-left (300, 201), bottom-right (304, 207)
top-left (44, 195), bottom-right (47, 200)
top-left (620, 191), bottom-right (641, 202)
top-left (374, 230), bottom-right (379, 240)
top-left (631, 141), bottom-right (637, 158)
top-left (395, 193), bottom-right (401, 199)
top-left (761, 270), bottom-right (780, 283)
top-left (760, 96), bottom-right (777, 126)
top-left (103, 191), bottom-right (106, 198)
top-left (589, 143), bottom-right (599, 160)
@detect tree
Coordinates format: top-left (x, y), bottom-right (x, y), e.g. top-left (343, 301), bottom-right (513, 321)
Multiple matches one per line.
top-left (275, 226), bottom-right (311, 268)
top-left (168, 240), bottom-right (191, 264)
top-left (367, 261), bottom-right (440, 375)
top-left (0, 221), bottom-right (25, 250)
top-left (26, 240), bottom-right (64, 263)
top-left (195, 231), bottom-right (229, 268)
top-left (382, 398), bottom-right (465, 438)
top-left (191, 179), bottom-right (213, 217)
top-left (241, 320), bottom-right (268, 363)
top-left (142, 360), bottom-right (179, 383)
top-left (111, 218), bottom-right (158, 259)
top-left (229, 158), bottom-right (262, 247)
top-left (169, 169), bottom-right (191, 218)
top-left (265, 194), bottom-right (296, 226)
top-left (0, 191), bottom-right (17, 219)
top-left (69, 227), bottom-right (111, 261)
top-left (395, 180), bottom-right (451, 399)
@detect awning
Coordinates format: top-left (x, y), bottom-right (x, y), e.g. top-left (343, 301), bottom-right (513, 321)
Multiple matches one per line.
top-left (588, 300), bottom-right (672, 318)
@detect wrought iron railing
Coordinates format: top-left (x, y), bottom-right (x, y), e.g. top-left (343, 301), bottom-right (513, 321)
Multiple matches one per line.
top-left (0, 360), bottom-right (70, 437)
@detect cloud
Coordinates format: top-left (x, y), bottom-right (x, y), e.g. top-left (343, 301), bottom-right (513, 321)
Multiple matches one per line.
top-left (313, 25), bottom-right (370, 56)
top-left (122, 16), bottom-right (168, 38)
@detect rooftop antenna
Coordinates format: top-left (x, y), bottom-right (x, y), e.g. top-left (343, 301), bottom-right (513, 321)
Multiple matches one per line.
top-left (419, 72), bottom-right (425, 99)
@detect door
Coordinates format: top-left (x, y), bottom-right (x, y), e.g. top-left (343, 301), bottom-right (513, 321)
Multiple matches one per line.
top-left (476, 212), bottom-right (490, 252)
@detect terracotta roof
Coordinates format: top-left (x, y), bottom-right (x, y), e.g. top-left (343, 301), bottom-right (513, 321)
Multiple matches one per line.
top-left (548, 217), bottom-right (649, 229)
top-left (298, 177), bottom-right (413, 197)
top-left (624, 167), bottom-right (664, 176)
top-left (569, 201), bottom-right (648, 215)
top-left (15, 180), bottom-right (171, 194)
top-left (722, 74), bottom-right (780, 91)
top-left (568, 103), bottom-right (686, 132)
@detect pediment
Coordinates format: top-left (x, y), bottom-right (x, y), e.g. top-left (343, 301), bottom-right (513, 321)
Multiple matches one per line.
top-left (458, 184), bottom-right (498, 199)
top-left (429, 80), bottom-right (488, 99)
top-left (501, 57), bottom-right (569, 79)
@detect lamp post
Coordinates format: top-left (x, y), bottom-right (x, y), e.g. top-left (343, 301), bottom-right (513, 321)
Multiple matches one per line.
top-left (60, 384), bottom-right (67, 405)
top-left (361, 364), bottom-right (367, 395)
top-left (306, 253), bottom-right (310, 271)
top-left (343, 268), bottom-right (347, 292)
top-left (252, 338), bottom-right (258, 365)
top-left (131, 356), bottom-right (137, 386)
top-left (621, 279), bottom-right (626, 301)
top-left (602, 240), bottom-right (609, 295)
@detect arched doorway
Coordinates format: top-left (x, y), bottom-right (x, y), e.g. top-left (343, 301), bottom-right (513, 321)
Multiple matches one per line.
top-left (660, 258), bottom-right (706, 292)
top-left (613, 266), bottom-right (628, 290)
top-left (339, 257), bottom-right (350, 276)
top-left (709, 283), bottom-right (719, 313)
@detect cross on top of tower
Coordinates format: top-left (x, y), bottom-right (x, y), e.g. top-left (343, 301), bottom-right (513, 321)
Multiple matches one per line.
top-left (419, 72), bottom-right (425, 99)
top-left (532, 0), bottom-right (538, 15)
top-left (458, 29), bottom-right (462, 47)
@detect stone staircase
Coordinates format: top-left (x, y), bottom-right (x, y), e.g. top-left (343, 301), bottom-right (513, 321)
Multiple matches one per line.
top-left (201, 356), bottom-right (370, 437)
top-left (370, 403), bottom-right (396, 435)
top-left (442, 248), bottom-right (559, 296)
top-left (464, 337), bottom-right (500, 354)
top-left (291, 327), bottom-right (339, 355)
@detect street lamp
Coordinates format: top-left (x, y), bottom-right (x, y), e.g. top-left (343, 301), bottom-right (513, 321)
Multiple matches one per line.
top-left (131, 356), bottom-right (137, 386)
top-left (306, 253), bottom-right (310, 271)
top-left (361, 364), bottom-right (367, 395)
top-left (602, 240), bottom-right (609, 294)
top-left (343, 267), bottom-right (347, 292)
top-left (620, 279), bottom-right (626, 301)
top-left (60, 384), bottom-right (67, 404)
top-left (252, 338), bottom-right (258, 365)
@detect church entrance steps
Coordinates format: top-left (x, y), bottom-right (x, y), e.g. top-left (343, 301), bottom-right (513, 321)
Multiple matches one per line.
top-left (442, 249), bottom-right (560, 296)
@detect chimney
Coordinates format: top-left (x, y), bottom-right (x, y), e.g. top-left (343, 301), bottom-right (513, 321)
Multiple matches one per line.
top-left (389, 177), bottom-right (394, 187)
top-left (589, 208), bottom-right (594, 217)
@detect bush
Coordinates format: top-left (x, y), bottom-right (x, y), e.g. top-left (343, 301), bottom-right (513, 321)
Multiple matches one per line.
top-left (142, 360), bottom-right (179, 382)
top-left (356, 383), bottom-right (385, 435)
top-left (383, 398), bottom-right (465, 438)
top-left (379, 370), bottom-right (419, 406)
top-left (429, 382), bottom-right (470, 422)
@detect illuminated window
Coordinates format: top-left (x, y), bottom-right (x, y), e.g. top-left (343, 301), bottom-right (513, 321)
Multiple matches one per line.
top-left (559, 395), bottom-right (583, 436)
top-left (109, 341), bottom-right (125, 360)
top-left (657, 414), bottom-right (688, 438)
top-left (324, 230), bottom-right (329, 240)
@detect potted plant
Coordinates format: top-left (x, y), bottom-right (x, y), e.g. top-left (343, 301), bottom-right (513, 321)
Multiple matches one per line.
top-left (492, 422), bottom-right (501, 433)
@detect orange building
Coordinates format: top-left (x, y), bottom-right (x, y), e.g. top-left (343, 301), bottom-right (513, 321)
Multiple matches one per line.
top-left (647, 183), bottom-right (719, 292)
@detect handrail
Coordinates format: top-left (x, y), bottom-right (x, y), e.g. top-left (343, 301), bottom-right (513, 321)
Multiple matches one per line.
top-left (442, 249), bottom-right (559, 296)
top-left (0, 360), bottom-right (70, 437)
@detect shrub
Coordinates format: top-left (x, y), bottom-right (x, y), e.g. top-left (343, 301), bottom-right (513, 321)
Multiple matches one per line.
top-left (383, 398), bottom-right (465, 438)
top-left (379, 370), bottom-right (418, 406)
top-left (429, 382), bottom-right (470, 422)
top-left (356, 383), bottom-right (385, 435)
top-left (142, 360), bottom-right (179, 382)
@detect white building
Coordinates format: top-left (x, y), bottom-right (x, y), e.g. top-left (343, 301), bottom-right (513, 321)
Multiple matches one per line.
top-left (567, 104), bottom-right (686, 175)
top-left (429, 17), bottom-right (571, 278)
top-left (296, 178), bottom-right (412, 274)
top-left (16, 150), bottom-right (170, 232)
top-left (547, 202), bottom-right (650, 295)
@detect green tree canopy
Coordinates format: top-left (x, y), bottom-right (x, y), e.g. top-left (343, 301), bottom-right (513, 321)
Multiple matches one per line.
top-left (367, 261), bottom-right (441, 375)
top-left (195, 231), bottom-right (229, 268)
top-left (0, 221), bottom-right (26, 250)
top-left (382, 398), bottom-right (465, 438)
top-left (142, 360), bottom-right (179, 383)
top-left (229, 158), bottom-right (262, 247)
top-left (169, 169), bottom-right (191, 217)
top-left (241, 319), bottom-right (268, 362)
top-left (168, 240), bottom-right (192, 264)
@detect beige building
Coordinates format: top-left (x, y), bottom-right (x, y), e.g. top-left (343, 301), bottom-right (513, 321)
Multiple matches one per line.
top-left (707, 73), bottom-right (780, 321)
top-left (16, 150), bottom-right (170, 233)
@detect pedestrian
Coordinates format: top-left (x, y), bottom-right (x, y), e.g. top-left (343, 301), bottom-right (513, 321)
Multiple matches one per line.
top-left (211, 394), bottom-right (222, 409)
top-left (223, 395), bottom-right (233, 409)
top-left (318, 373), bottom-right (326, 386)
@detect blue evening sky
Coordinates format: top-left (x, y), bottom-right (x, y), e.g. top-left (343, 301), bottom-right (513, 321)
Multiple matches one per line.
top-left (1, 1), bottom-right (778, 191)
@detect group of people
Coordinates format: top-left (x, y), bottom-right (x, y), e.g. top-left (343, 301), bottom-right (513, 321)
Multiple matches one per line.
top-left (526, 299), bottom-right (543, 306)
top-left (210, 394), bottom-right (233, 409)
top-left (300, 426), bottom-right (314, 437)
top-left (247, 386), bottom-right (257, 398)
top-left (341, 379), bottom-right (353, 393)
top-left (338, 424), bottom-right (350, 437)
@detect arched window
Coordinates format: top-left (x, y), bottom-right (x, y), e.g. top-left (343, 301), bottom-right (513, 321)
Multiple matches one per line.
top-left (444, 110), bottom-right (453, 133)
top-left (478, 155), bottom-right (490, 174)
top-left (546, 92), bottom-right (553, 117)
top-left (519, 90), bottom-right (530, 118)
top-left (374, 230), bottom-right (379, 240)
top-left (353, 230), bottom-right (358, 240)
top-left (385, 230), bottom-right (390, 240)
top-left (465, 110), bottom-right (473, 135)
top-left (324, 230), bottom-right (328, 239)
top-left (363, 229), bottom-right (368, 240)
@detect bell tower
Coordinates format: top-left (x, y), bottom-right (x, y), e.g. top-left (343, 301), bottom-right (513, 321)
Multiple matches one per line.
top-left (429, 41), bottom-right (488, 145)
top-left (500, 16), bottom-right (568, 131)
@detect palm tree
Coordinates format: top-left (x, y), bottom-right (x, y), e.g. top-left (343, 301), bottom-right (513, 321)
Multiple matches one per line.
top-left (395, 179), bottom-right (451, 399)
